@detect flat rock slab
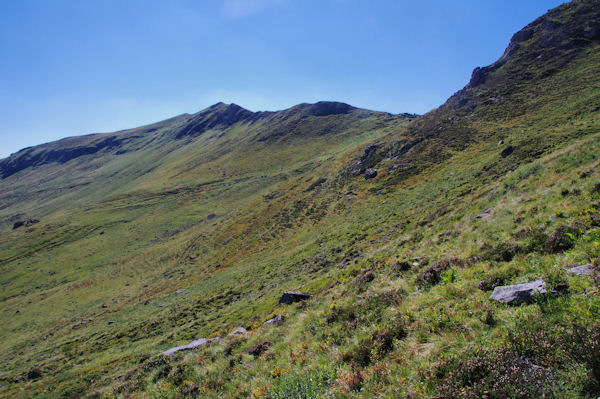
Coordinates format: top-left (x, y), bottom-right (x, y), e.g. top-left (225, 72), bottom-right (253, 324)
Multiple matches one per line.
top-left (490, 280), bottom-right (546, 305)
top-left (162, 337), bottom-right (219, 355)
top-left (279, 291), bottom-right (312, 305)
top-left (263, 315), bottom-right (285, 326)
top-left (567, 263), bottom-right (595, 276)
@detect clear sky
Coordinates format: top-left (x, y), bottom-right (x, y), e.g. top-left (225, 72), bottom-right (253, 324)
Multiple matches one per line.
top-left (0, 0), bottom-right (565, 159)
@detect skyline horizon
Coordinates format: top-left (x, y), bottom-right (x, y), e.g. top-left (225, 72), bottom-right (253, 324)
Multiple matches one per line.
top-left (0, 0), bottom-right (565, 159)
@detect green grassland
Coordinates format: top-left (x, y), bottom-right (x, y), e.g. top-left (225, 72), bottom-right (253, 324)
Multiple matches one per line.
top-left (1, 1), bottom-right (600, 398)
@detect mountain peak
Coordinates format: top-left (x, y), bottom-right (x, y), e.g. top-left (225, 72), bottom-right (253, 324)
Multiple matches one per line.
top-left (175, 103), bottom-right (257, 139)
top-left (287, 101), bottom-right (355, 117)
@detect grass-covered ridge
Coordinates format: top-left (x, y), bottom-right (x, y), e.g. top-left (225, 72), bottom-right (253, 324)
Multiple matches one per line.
top-left (1, 1), bottom-right (600, 397)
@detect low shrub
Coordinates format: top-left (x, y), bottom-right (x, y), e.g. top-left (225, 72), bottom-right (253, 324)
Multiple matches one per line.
top-left (526, 224), bottom-right (578, 254)
top-left (267, 366), bottom-right (336, 399)
top-left (342, 324), bottom-right (406, 367)
top-left (417, 258), bottom-right (462, 287)
top-left (480, 241), bottom-right (521, 262)
top-left (431, 320), bottom-right (600, 398)
top-left (478, 267), bottom-right (520, 291)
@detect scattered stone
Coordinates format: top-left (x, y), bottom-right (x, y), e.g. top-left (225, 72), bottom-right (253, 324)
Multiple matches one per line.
top-left (248, 340), bottom-right (271, 356)
top-left (566, 263), bottom-right (595, 276)
top-left (101, 304), bottom-right (107, 308)
top-left (163, 337), bottom-right (220, 355)
top-left (497, 139), bottom-right (504, 145)
top-left (175, 289), bottom-right (189, 295)
top-left (206, 213), bottom-right (216, 220)
top-left (364, 168), bottom-right (378, 179)
top-left (229, 327), bottom-right (247, 336)
top-left (500, 145), bottom-right (515, 158)
top-left (107, 320), bottom-right (114, 325)
top-left (26, 369), bottom-right (42, 380)
top-left (475, 208), bottom-right (493, 219)
top-left (223, 237), bottom-right (233, 245)
top-left (325, 281), bottom-right (339, 290)
top-left (15, 310), bottom-right (20, 314)
top-left (279, 291), bottom-right (312, 305)
top-left (143, 300), bottom-right (150, 305)
top-left (490, 280), bottom-right (546, 305)
top-left (263, 315), bottom-right (285, 326)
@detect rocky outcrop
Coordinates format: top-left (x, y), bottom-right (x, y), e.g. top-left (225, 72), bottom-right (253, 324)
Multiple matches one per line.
top-left (364, 169), bottom-right (378, 179)
top-left (0, 136), bottom-right (125, 179)
top-left (490, 280), bottom-right (546, 305)
top-left (12, 219), bottom-right (39, 229)
top-left (175, 103), bottom-right (258, 139)
top-left (278, 291), bottom-right (311, 305)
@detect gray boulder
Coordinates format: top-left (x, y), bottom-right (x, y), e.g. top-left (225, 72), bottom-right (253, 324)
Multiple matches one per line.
top-left (566, 263), bottom-right (595, 276)
top-left (279, 291), bottom-right (311, 305)
top-left (263, 315), bottom-right (285, 326)
top-left (490, 280), bottom-right (546, 305)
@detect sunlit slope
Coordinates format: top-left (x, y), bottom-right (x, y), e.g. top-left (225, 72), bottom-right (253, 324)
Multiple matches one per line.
top-left (1, 1), bottom-right (600, 398)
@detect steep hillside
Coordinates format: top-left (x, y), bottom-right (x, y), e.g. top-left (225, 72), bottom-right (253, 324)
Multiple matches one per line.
top-left (0, 101), bottom-right (409, 230)
top-left (1, 1), bottom-right (600, 398)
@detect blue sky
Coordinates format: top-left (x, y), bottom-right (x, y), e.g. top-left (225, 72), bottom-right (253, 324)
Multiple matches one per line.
top-left (0, 0), bottom-right (565, 158)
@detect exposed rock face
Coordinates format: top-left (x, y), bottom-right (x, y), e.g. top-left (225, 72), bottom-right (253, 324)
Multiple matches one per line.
top-left (12, 219), bottom-right (39, 229)
top-left (0, 136), bottom-right (124, 179)
top-left (175, 103), bottom-right (257, 139)
top-left (278, 291), bottom-right (311, 305)
top-left (490, 280), bottom-right (546, 305)
top-left (469, 67), bottom-right (488, 87)
top-left (567, 263), bottom-right (595, 276)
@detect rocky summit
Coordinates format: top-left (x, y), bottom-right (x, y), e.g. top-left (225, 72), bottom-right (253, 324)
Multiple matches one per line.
top-left (1, 1), bottom-right (600, 398)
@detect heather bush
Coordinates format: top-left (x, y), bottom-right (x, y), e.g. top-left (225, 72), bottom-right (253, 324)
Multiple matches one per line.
top-left (431, 320), bottom-right (600, 398)
top-left (480, 241), bottom-right (521, 262)
top-left (477, 266), bottom-right (520, 291)
top-left (417, 258), bottom-right (463, 287)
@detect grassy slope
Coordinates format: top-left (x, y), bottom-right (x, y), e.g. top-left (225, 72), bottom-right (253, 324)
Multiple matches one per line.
top-left (1, 1), bottom-right (600, 398)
